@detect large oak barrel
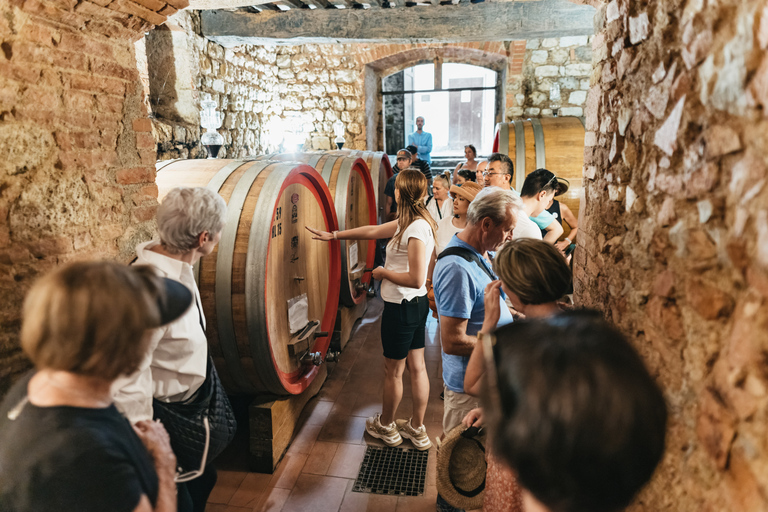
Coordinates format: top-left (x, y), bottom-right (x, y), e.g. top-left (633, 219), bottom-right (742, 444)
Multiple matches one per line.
top-left (156, 159), bottom-right (341, 396)
top-left (328, 150), bottom-right (394, 225)
top-left (493, 118), bottom-right (585, 237)
top-left (252, 152), bottom-right (376, 307)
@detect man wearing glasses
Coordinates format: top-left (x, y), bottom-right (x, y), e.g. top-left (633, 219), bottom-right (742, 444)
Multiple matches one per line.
top-left (481, 154), bottom-right (564, 243)
top-left (482, 153), bottom-right (515, 190)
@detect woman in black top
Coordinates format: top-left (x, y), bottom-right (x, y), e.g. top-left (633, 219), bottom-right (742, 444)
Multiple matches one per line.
top-left (0, 261), bottom-right (190, 512)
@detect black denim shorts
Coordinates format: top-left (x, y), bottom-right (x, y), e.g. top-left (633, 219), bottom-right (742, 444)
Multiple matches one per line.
top-left (380, 295), bottom-right (429, 360)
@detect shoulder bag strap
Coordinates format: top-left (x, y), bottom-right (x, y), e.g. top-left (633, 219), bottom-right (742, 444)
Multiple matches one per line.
top-left (437, 247), bottom-right (496, 282)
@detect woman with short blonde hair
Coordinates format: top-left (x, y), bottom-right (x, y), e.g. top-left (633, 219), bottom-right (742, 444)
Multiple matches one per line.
top-left (113, 186), bottom-right (229, 512)
top-left (0, 261), bottom-right (189, 512)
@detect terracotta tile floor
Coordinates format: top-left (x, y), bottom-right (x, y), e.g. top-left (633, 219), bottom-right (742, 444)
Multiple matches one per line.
top-left (208, 298), bottom-right (446, 512)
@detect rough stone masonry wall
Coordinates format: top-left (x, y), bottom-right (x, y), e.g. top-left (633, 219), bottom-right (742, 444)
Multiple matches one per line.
top-left (0, 0), bottom-right (180, 393)
top-left (149, 36), bottom-right (592, 159)
top-left (576, 0), bottom-right (768, 510)
top-left (146, 16), bottom-right (369, 160)
top-left (509, 36), bottom-right (593, 119)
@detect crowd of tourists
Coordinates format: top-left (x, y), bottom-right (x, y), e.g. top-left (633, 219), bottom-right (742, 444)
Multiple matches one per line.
top-left (0, 123), bottom-right (667, 512)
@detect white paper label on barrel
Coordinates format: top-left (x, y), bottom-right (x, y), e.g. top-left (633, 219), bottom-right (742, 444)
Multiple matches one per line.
top-left (349, 242), bottom-right (359, 268)
top-left (288, 293), bottom-right (309, 334)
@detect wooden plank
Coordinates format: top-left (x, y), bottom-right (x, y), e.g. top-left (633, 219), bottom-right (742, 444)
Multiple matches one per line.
top-left (248, 363), bottom-right (328, 473)
top-left (201, 0), bottom-right (595, 45)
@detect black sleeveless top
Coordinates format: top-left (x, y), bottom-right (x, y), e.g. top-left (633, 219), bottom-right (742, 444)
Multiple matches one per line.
top-left (542, 200), bottom-right (562, 238)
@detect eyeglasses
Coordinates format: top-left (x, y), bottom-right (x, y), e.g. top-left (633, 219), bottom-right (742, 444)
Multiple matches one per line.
top-left (482, 172), bottom-right (508, 177)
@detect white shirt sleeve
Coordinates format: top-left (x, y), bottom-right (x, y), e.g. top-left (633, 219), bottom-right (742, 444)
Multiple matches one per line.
top-left (111, 327), bottom-right (166, 424)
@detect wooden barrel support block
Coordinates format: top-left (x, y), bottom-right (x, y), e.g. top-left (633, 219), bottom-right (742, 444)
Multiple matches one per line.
top-left (156, 160), bottom-right (341, 396)
top-left (492, 118), bottom-right (585, 238)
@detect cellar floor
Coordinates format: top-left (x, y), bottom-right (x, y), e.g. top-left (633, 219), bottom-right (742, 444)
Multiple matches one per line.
top-left (206, 296), bottom-right (449, 512)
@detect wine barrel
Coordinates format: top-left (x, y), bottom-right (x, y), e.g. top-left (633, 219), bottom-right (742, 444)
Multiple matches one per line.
top-left (251, 152), bottom-right (376, 308)
top-left (156, 159), bottom-right (341, 396)
top-left (328, 150), bottom-right (394, 225)
top-left (493, 118), bottom-right (585, 237)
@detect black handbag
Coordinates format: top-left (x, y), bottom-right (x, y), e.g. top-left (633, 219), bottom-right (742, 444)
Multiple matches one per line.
top-left (152, 355), bottom-right (237, 476)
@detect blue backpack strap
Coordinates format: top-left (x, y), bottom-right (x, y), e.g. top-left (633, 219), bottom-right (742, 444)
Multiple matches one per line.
top-left (436, 247), bottom-right (496, 282)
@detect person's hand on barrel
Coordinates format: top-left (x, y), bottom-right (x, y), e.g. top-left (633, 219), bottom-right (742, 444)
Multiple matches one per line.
top-left (305, 226), bottom-right (335, 241)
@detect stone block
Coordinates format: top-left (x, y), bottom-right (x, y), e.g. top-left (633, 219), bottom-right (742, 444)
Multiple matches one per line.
top-left (568, 91), bottom-right (587, 104)
top-left (564, 63), bottom-right (592, 76)
top-left (526, 39), bottom-right (540, 50)
top-left (559, 36), bottom-right (589, 47)
top-left (654, 96), bottom-right (686, 156)
top-left (559, 107), bottom-right (583, 117)
top-left (524, 107), bottom-right (540, 116)
top-left (629, 12), bottom-right (650, 45)
top-left (575, 46), bottom-right (592, 62)
top-left (311, 136), bottom-right (331, 150)
top-left (704, 125), bottom-right (741, 159)
top-left (550, 48), bottom-right (569, 65)
top-left (530, 50), bottom-right (548, 65)
top-left (541, 38), bottom-right (558, 48)
top-left (535, 65), bottom-right (559, 78)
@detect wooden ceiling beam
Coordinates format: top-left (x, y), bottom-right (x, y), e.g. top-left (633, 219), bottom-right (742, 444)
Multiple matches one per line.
top-left (201, 0), bottom-right (595, 46)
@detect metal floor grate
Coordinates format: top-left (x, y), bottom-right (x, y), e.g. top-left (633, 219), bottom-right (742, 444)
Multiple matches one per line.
top-left (352, 446), bottom-right (429, 496)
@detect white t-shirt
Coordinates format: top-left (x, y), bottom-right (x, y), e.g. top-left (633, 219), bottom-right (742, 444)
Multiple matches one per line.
top-left (435, 214), bottom-right (464, 255)
top-left (425, 196), bottom-right (453, 223)
top-left (381, 218), bottom-right (435, 303)
top-left (512, 210), bottom-right (543, 240)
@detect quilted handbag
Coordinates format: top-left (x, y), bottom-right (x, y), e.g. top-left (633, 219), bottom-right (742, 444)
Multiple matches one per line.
top-left (152, 355), bottom-right (237, 475)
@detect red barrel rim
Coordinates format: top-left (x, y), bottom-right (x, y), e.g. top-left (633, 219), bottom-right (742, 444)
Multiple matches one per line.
top-left (492, 125), bottom-right (500, 153)
top-left (348, 157), bottom-right (377, 303)
top-left (264, 164), bottom-right (341, 395)
top-left (380, 153), bottom-right (394, 179)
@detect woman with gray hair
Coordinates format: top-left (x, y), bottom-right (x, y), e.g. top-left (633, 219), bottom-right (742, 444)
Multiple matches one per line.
top-left (113, 186), bottom-right (228, 512)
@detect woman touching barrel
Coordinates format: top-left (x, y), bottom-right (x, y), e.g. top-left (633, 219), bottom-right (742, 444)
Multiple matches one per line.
top-left (306, 169), bottom-right (437, 451)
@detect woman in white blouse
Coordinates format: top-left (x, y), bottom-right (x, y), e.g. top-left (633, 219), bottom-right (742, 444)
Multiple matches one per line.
top-left (425, 172), bottom-right (453, 223)
top-left (113, 186), bottom-right (227, 512)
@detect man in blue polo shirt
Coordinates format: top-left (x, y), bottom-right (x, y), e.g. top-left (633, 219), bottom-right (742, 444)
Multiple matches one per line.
top-left (432, 187), bottom-right (521, 511)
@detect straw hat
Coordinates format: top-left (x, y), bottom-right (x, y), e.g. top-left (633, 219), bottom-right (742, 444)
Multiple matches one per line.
top-left (436, 424), bottom-right (487, 510)
top-left (450, 182), bottom-right (483, 203)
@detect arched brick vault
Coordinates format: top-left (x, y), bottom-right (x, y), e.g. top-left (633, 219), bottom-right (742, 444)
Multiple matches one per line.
top-left (358, 42), bottom-right (525, 150)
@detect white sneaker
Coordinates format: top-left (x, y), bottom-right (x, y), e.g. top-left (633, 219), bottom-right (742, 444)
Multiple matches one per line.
top-left (395, 418), bottom-right (432, 451)
top-left (365, 413), bottom-right (403, 447)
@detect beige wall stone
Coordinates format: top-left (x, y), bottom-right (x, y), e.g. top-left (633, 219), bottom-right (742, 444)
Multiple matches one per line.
top-left (577, 1), bottom-right (768, 510)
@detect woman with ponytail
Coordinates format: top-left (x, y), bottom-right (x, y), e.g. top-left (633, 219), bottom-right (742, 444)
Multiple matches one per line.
top-left (307, 169), bottom-right (437, 450)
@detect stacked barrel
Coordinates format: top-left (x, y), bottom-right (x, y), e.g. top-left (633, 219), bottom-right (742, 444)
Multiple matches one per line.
top-left (155, 151), bottom-right (390, 396)
top-left (493, 117), bottom-right (585, 237)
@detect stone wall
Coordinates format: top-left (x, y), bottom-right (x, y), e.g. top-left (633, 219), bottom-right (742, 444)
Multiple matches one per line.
top-left (0, 0), bottom-right (182, 393)
top-left (509, 36), bottom-right (593, 118)
top-left (147, 37), bottom-right (592, 159)
top-left (576, 0), bottom-right (768, 510)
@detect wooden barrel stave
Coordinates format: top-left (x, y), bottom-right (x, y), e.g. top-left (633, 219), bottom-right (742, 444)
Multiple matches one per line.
top-left (156, 160), bottom-right (341, 396)
top-left (252, 153), bottom-right (376, 307)
top-left (329, 149), bottom-right (393, 225)
top-left (492, 118), bottom-right (585, 238)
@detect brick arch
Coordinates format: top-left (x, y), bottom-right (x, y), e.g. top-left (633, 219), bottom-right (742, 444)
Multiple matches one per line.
top-left (360, 42), bottom-right (526, 150)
